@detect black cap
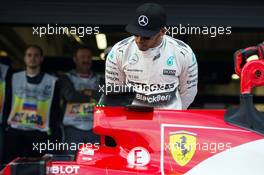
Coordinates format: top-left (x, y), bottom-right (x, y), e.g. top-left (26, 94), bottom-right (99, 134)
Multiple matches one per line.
top-left (125, 3), bottom-right (167, 37)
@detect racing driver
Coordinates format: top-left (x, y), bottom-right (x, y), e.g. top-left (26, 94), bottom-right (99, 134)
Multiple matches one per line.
top-left (105, 3), bottom-right (198, 109)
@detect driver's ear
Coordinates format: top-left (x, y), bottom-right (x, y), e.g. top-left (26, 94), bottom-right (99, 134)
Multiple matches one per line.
top-left (160, 28), bottom-right (166, 36)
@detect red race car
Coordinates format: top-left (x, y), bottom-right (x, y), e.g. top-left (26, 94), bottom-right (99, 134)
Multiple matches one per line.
top-left (1, 45), bottom-right (264, 175)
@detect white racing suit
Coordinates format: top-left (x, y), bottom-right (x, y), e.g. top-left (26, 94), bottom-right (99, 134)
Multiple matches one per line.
top-left (105, 35), bottom-right (198, 109)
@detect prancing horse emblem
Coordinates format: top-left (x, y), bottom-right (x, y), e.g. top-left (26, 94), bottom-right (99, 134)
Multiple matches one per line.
top-left (169, 131), bottom-right (197, 166)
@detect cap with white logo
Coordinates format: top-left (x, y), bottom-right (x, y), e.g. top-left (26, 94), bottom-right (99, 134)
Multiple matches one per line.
top-left (125, 3), bottom-right (167, 37)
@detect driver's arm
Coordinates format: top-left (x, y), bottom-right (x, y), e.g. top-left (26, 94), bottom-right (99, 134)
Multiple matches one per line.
top-left (105, 45), bottom-right (126, 86)
top-left (179, 50), bottom-right (198, 109)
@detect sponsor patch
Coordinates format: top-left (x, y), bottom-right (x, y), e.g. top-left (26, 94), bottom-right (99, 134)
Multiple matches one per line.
top-left (135, 93), bottom-right (173, 104)
top-left (128, 74), bottom-right (139, 79)
top-left (126, 69), bottom-right (143, 72)
top-left (163, 69), bottom-right (176, 76)
top-left (128, 54), bottom-right (139, 65)
top-left (48, 165), bottom-right (80, 174)
top-left (107, 51), bottom-right (115, 60)
top-left (166, 56), bottom-right (175, 66)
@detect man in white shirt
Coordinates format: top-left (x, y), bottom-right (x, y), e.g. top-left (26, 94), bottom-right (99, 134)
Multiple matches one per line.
top-left (105, 3), bottom-right (198, 109)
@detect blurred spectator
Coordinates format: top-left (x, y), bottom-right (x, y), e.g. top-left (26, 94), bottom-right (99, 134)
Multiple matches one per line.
top-left (5, 45), bottom-right (61, 162)
top-left (0, 60), bottom-right (12, 165)
top-left (59, 45), bottom-right (103, 155)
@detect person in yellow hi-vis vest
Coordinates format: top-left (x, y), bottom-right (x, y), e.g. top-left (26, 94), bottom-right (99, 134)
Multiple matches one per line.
top-left (0, 61), bottom-right (12, 166)
top-left (5, 45), bottom-right (61, 162)
top-left (59, 45), bottom-right (103, 154)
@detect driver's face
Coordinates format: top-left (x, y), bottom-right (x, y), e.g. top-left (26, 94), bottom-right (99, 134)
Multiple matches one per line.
top-left (134, 30), bottom-right (164, 51)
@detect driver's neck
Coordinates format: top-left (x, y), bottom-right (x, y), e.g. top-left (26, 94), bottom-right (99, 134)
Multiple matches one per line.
top-left (151, 36), bottom-right (163, 49)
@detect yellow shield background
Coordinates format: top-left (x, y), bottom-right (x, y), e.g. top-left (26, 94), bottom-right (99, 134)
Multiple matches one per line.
top-left (169, 131), bottom-right (197, 166)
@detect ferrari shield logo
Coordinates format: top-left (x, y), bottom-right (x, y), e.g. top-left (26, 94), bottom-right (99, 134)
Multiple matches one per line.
top-left (169, 131), bottom-right (197, 166)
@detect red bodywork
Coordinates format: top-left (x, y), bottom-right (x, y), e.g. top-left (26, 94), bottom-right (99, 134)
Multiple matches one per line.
top-left (3, 107), bottom-right (263, 175)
